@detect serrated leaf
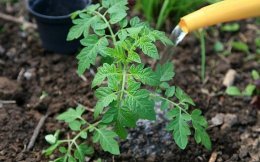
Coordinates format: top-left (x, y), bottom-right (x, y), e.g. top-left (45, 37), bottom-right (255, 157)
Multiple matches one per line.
top-left (115, 123), bottom-right (128, 139)
top-left (77, 36), bottom-right (108, 74)
top-left (175, 87), bottom-right (195, 106)
top-left (161, 100), bottom-right (169, 110)
top-left (86, 4), bottom-right (100, 12)
top-left (74, 144), bottom-right (94, 161)
top-left (127, 51), bottom-right (141, 63)
top-left (69, 120), bottom-right (81, 131)
top-left (67, 15), bottom-right (99, 41)
top-left (166, 108), bottom-right (191, 149)
top-left (45, 134), bottom-right (57, 145)
top-left (130, 17), bottom-right (140, 27)
top-left (57, 106), bottom-right (85, 123)
top-left (43, 142), bottom-right (61, 156)
top-left (92, 63), bottom-right (121, 87)
top-left (110, 11), bottom-right (127, 24)
top-left (191, 109), bottom-right (211, 150)
top-left (155, 62), bottom-right (175, 82)
top-left (129, 64), bottom-right (160, 86)
top-left (125, 89), bottom-right (156, 120)
top-left (226, 86), bottom-right (241, 96)
top-left (151, 30), bottom-right (173, 46)
top-left (119, 18), bottom-right (128, 28)
top-left (165, 86), bottom-right (175, 97)
top-left (93, 128), bottom-right (120, 155)
top-left (138, 38), bottom-right (159, 59)
top-left (94, 87), bottom-right (117, 118)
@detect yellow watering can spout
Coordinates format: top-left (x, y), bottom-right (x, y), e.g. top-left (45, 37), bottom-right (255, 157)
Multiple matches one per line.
top-left (173, 0), bottom-right (260, 44)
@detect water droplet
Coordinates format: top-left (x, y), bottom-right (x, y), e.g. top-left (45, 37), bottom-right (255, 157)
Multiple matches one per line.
top-left (171, 25), bottom-right (187, 46)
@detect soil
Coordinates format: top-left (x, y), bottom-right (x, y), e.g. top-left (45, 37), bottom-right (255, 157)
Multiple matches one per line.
top-left (0, 1), bottom-right (259, 162)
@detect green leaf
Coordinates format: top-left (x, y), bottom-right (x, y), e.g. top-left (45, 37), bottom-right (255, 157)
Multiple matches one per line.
top-left (191, 109), bottom-right (211, 150)
top-left (231, 41), bottom-right (249, 53)
top-left (226, 86), bottom-right (241, 96)
top-left (175, 87), bottom-right (195, 106)
top-left (57, 106), bottom-right (85, 123)
top-left (77, 36), bottom-right (109, 74)
top-left (74, 144), bottom-right (94, 161)
top-left (130, 17), bottom-right (140, 27)
top-left (45, 134), bottom-right (57, 145)
top-left (80, 131), bottom-right (88, 139)
top-left (43, 142), bottom-right (61, 156)
top-left (127, 51), bottom-right (141, 63)
top-left (107, 0), bottom-right (128, 24)
top-left (243, 84), bottom-right (256, 96)
top-left (214, 41), bottom-right (224, 52)
top-left (87, 4), bottom-right (100, 12)
top-left (115, 123), bottom-right (128, 139)
top-left (92, 63), bottom-right (121, 87)
top-left (159, 82), bottom-right (169, 90)
top-left (166, 108), bottom-right (191, 149)
top-left (155, 62), bottom-right (175, 82)
top-left (161, 100), bottom-right (169, 110)
top-left (125, 89), bottom-right (156, 120)
top-left (67, 15), bottom-right (99, 41)
top-left (221, 23), bottom-right (240, 32)
top-left (93, 128), bottom-right (120, 155)
top-left (68, 156), bottom-right (76, 162)
top-left (110, 12), bottom-right (127, 24)
top-left (69, 120), bottom-right (82, 131)
top-left (165, 86), bottom-right (175, 97)
top-left (151, 30), bottom-right (173, 46)
top-left (129, 64), bottom-right (160, 86)
top-left (255, 38), bottom-right (260, 48)
top-left (102, 0), bottom-right (110, 8)
top-left (94, 87), bottom-right (117, 118)
top-left (59, 147), bottom-right (67, 153)
top-left (252, 70), bottom-right (260, 80)
top-left (138, 37), bottom-right (159, 59)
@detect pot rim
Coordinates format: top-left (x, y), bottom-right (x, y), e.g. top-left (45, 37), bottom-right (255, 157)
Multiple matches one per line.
top-left (26, 0), bottom-right (91, 20)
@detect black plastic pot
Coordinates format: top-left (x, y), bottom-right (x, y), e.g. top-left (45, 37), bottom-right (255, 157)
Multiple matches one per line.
top-left (27, 0), bottom-right (91, 54)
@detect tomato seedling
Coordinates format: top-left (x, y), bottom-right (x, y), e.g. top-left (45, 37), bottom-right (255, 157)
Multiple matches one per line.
top-left (43, 1), bottom-right (211, 161)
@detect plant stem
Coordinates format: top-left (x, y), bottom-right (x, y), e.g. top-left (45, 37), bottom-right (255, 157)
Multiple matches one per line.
top-left (120, 64), bottom-right (127, 100)
top-left (149, 93), bottom-right (190, 115)
top-left (156, 0), bottom-right (169, 29)
top-left (93, 11), bottom-right (117, 45)
top-left (64, 121), bottom-right (100, 162)
top-left (199, 29), bottom-right (206, 81)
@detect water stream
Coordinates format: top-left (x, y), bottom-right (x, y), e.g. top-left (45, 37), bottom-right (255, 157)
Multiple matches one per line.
top-left (171, 25), bottom-right (187, 46)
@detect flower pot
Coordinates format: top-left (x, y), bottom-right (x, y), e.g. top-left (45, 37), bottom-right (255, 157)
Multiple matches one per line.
top-left (27, 0), bottom-right (91, 54)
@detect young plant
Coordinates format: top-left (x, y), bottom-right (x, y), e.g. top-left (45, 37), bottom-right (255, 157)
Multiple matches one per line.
top-left (226, 70), bottom-right (260, 96)
top-left (43, 1), bottom-right (211, 161)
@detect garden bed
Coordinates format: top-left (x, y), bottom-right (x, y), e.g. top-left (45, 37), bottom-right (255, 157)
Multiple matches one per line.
top-left (0, 2), bottom-right (259, 162)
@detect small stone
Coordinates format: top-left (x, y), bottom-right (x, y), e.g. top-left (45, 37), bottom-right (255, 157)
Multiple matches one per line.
top-left (211, 113), bottom-right (225, 126)
top-left (0, 45), bottom-right (5, 55)
top-left (221, 113), bottom-right (238, 130)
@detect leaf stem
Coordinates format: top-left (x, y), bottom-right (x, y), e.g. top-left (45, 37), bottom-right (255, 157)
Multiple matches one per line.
top-left (93, 11), bottom-right (117, 45)
top-left (150, 94), bottom-right (190, 115)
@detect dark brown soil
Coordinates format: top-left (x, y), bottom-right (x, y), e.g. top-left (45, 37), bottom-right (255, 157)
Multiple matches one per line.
top-left (0, 2), bottom-right (259, 162)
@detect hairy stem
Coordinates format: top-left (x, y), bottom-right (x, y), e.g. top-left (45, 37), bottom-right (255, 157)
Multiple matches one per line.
top-left (93, 11), bottom-right (117, 45)
top-left (150, 93), bottom-right (190, 115)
